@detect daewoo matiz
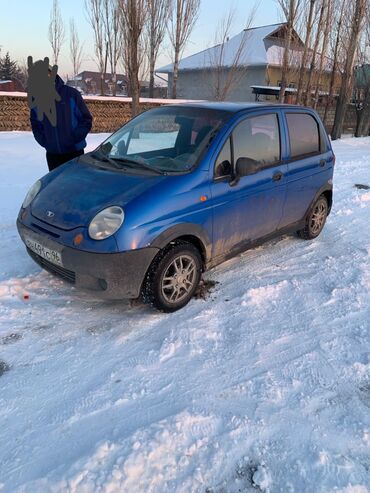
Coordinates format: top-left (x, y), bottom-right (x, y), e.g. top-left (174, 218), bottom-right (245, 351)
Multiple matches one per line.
top-left (17, 103), bottom-right (335, 312)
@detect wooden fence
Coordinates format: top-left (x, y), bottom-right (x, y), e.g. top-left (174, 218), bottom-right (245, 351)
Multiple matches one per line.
top-left (0, 93), bottom-right (359, 135)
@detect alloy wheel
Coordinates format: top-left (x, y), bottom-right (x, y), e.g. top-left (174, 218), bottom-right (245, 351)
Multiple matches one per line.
top-left (310, 200), bottom-right (327, 235)
top-left (161, 254), bottom-right (197, 304)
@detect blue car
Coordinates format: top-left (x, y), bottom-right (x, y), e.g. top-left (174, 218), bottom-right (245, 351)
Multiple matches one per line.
top-left (17, 103), bottom-right (335, 312)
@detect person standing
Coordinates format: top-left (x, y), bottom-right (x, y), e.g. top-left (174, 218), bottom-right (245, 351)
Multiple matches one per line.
top-left (27, 57), bottom-right (93, 172)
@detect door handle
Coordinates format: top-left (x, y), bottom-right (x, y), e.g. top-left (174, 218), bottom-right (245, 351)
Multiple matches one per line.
top-left (320, 159), bottom-right (326, 167)
top-left (272, 171), bottom-right (283, 182)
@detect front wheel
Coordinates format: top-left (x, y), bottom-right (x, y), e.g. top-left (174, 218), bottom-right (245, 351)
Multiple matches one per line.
top-left (297, 195), bottom-right (328, 240)
top-left (141, 241), bottom-right (202, 312)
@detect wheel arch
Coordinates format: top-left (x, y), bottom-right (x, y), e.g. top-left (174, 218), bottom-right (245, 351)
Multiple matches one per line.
top-left (305, 184), bottom-right (333, 220)
top-left (322, 189), bottom-right (333, 213)
top-left (149, 223), bottom-right (211, 269)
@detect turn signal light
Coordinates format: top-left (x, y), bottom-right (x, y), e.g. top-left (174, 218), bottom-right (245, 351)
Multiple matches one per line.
top-left (73, 233), bottom-right (84, 246)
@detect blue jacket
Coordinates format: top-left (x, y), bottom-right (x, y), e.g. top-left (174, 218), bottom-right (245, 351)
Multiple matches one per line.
top-left (30, 75), bottom-right (93, 154)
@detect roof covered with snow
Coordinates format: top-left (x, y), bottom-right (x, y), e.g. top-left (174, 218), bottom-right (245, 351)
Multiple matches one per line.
top-left (157, 23), bottom-right (297, 73)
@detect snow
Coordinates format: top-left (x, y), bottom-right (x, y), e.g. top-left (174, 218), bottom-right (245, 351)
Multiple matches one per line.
top-left (157, 24), bottom-right (285, 73)
top-left (157, 23), bottom-right (331, 74)
top-left (0, 92), bottom-right (201, 105)
top-left (1, 131), bottom-right (370, 492)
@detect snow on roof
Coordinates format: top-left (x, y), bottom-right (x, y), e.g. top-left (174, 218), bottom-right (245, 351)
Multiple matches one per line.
top-left (251, 85), bottom-right (297, 93)
top-left (251, 85), bottom-right (332, 97)
top-left (157, 23), bottom-right (290, 73)
top-left (0, 80), bottom-right (12, 84)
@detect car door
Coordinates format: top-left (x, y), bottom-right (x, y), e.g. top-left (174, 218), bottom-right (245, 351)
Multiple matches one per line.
top-left (209, 111), bottom-right (288, 259)
top-left (279, 110), bottom-right (334, 228)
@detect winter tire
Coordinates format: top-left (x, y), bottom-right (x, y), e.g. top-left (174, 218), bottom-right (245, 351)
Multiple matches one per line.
top-left (297, 195), bottom-right (328, 240)
top-left (141, 241), bottom-right (202, 312)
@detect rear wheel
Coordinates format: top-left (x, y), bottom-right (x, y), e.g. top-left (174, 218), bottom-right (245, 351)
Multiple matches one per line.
top-left (297, 195), bottom-right (328, 240)
top-left (141, 241), bottom-right (202, 312)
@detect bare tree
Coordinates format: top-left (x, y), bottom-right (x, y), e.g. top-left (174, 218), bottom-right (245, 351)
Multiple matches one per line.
top-left (85, 0), bottom-right (106, 95)
top-left (323, 0), bottom-right (347, 124)
top-left (312, 0), bottom-right (334, 108)
top-left (303, 0), bottom-right (326, 106)
top-left (48, 0), bottom-right (65, 66)
top-left (17, 58), bottom-right (29, 90)
top-left (103, 0), bottom-right (122, 96)
top-left (69, 19), bottom-right (84, 85)
top-left (277, 0), bottom-right (302, 103)
top-left (169, 0), bottom-right (200, 99)
top-left (332, 0), bottom-right (368, 139)
top-left (296, 0), bottom-right (316, 104)
top-left (354, 10), bottom-right (370, 136)
top-left (207, 6), bottom-right (257, 101)
top-left (120, 0), bottom-right (148, 116)
top-left (145, 0), bottom-right (171, 98)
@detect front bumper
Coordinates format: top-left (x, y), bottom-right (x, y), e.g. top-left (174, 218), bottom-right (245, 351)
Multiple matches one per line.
top-left (17, 220), bottom-right (160, 299)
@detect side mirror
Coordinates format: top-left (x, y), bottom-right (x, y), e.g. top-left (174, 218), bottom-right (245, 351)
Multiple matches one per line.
top-left (100, 141), bottom-right (112, 154)
top-left (229, 157), bottom-right (260, 186)
top-left (236, 157), bottom-right (260, 177)
top-left (216, 159), bottom-right (232, 178)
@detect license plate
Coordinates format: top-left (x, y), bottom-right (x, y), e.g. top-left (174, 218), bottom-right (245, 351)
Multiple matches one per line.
top-left (24, 235), bottom-right (63, 267)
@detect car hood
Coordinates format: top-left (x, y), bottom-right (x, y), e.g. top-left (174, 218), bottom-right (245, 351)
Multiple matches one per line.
top-left (31, 160), bottom-right (165, 230)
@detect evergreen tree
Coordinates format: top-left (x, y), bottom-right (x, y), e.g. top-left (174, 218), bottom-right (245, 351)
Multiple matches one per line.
top-left (0, 52), bottom-right (19, 80)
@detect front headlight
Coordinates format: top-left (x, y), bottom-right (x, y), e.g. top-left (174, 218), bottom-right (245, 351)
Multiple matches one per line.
top-left (88, 206), bottom-right (124, 240)
top-left (22, 180), bottom-right (42, 208)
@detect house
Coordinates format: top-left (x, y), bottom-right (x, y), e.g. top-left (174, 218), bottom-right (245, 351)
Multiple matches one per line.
top-left (66, 71), bottom-right (166, 98)
top-left (0, 79), bottom-right (24, 92)
top-left (0, 80), bottom-right (15, 92)
top-left (66, 71), bottom-right (129, 96)
top-left (156, 23), bottom-right (336, 103)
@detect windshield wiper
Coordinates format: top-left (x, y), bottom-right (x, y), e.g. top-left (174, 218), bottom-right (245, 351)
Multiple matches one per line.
top-left (111, 156), bottom-right (166, 175)
top-left (90, 151), bottom-right (124, 170)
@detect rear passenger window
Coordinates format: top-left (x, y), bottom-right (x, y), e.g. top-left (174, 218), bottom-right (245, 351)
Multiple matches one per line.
top-left (286, 113), bottom-right (320, 158)
top-left (232, 114), bottom-right (280, 168)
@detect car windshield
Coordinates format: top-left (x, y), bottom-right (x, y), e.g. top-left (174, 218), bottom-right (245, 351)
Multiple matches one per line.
top-left (93, 106), bottom-right (232, 173)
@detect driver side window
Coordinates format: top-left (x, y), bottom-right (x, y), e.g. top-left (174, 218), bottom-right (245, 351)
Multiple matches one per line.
top-left (214, 137), bottom-right (232, 179)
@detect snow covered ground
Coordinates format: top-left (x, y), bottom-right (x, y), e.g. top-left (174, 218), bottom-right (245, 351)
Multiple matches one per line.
top-left (0, 132), bottom-right (370, 493)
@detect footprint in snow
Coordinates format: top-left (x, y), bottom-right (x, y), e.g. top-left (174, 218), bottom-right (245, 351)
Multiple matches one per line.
top-left (358, 383), bottom-right (370, 408)
top-left (1, 333), bottom-right (22, 345)
top-left (0, 360), bottom-right (10, 376)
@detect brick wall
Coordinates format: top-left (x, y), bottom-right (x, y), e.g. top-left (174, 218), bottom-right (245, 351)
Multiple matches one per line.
top-left (316, 104), bottom-right (358, 134)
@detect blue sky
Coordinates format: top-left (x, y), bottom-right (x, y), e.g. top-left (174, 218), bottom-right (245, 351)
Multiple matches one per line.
top-left (0, 0), bottom-right (281, 78)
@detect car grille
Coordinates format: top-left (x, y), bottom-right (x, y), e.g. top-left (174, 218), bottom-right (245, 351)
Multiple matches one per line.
top-left (27, 248), bottom-right (76, 284)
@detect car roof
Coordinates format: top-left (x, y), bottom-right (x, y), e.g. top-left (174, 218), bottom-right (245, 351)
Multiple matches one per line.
top-left (162, 101), bottom-right (306, 114)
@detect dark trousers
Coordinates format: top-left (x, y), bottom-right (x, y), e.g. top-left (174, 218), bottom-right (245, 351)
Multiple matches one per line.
top-left (46, 149), bottom-right (84, 172)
